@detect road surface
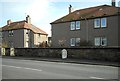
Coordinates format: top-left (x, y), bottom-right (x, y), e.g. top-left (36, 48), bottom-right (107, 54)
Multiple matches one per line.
top-left (1, 57), bottom-right (119, 80)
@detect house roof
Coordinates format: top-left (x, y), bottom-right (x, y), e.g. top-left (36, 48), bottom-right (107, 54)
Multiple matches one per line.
top-left (51, 5), bottom-right (120, 24)
top-left (2, 20), bottom-right (48, 35)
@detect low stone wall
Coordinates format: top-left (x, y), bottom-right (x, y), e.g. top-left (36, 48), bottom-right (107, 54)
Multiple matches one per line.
top-left (3, 47), bottom-right (120, 62)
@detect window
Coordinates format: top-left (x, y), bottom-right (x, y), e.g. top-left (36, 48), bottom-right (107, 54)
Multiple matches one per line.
top-left (9, 31), bottom-right (11, 36)
top-left (95, 37), bottom-right (107, 46)
top-left (38, 34), bottom-right (41, 37)
top-left (101, 18), bottom-right (107, 27)
top-left (76, 38), bottom-right (80, 46)
top-left (94, 19), bottom-right (100, 28)
top-left (9, 30), bottom-right (13, 36)
top-left (70, 22), bottom-right (75, 30)
top-left (76, 21), bottom-right (80, 30)
top-left (95, 37), bottom-right (101, 46)
top-left (101, 37), bottom-right (107, 46)
top-left (94, 18), bottom-right (107, 28)
top-left (70, 21), bottom-right (81, 30)
top-left (11, 31), bottom-right (13, 36)
top-left (9, 41), bottom-right (14, 47)
top-left (70, 38), bottom-right (80, 46)
top-left (26, 29), bottom-right (30, 34)
top-left (70, 38), bottom-right (75, 46)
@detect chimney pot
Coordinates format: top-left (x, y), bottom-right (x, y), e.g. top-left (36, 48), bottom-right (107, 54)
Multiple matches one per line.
top-left (7, 20), bottom-right (12, 25)
top-left (112, 0), bottom-right (116, 6)
top-left (26, 15), bottom-right (31, 24)
top-left (69, 5), bottom-right (72, 14)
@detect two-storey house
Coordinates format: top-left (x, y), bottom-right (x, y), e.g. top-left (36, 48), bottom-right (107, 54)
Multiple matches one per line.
top-left (1, 15), bottom-right (48, 48)
top-left (51, 1), bottom-right (120, 48)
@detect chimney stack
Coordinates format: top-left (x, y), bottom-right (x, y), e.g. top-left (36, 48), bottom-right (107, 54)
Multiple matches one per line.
top-left (69, 5), bottom-right (72, 14)
top-left (118, 1), bottom-right (120, 7)
top-left (112, 0), bottom-right (116, 6)
top-left (7, 20), bottom-right (12, 25)
top-left (26, 15), bottom-right (31, 24)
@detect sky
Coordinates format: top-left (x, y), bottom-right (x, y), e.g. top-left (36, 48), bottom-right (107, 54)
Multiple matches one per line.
top-left (0, 0), bottom-right (120, 36)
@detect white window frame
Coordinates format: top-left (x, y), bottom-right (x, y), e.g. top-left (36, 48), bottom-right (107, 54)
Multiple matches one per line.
top-left (101, 37), bottom-right (107, 46)
top-left (76, 21), bottom-right (80, 30)
top-left (95, 37), bottom-right (101, 46)
top-left (11, 30), bottom-right (13, 36)
top-left (76, 38), bottom-right (80, 46)
top-left (9, 30), bottom-right (13, 36)
top-left (70, 38), bottom-right (75, 46)
top-left (101, 18), bottom-right (107, 28)
top-left (70, 22), bottom-right (75, 30)
top-left (94, 19), bottom-right (100, 28)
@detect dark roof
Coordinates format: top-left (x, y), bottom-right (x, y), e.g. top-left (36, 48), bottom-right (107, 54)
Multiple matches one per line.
top-left (51, 5), bottom-right (120, 24)
top-left (1, 20), bottom-right (48, 35)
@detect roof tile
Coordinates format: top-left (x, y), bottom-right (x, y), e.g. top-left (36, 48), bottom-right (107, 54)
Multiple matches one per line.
top-left (2, 21), bottom-right (48, 35)
top-left (51, 5), bottom-right (120, 24)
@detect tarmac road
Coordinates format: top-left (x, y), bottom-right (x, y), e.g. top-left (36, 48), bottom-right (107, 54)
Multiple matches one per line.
top-left (2, 58), bottom-right (119, 80)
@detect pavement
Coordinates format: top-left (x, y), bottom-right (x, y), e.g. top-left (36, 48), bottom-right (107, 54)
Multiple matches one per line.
top-left (2, 56), bottom-right (119, 67)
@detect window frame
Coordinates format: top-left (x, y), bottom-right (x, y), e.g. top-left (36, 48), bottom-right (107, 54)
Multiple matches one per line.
top-left (70, 38), bottom-right (75, 46)
top-left (76, 38), bottom-right (80, 46)
top-left (94, 19), bottom-right (100, 28)
top-left (70, 22), bottom-right (75, 30)
top-left (101, 18), bottom-right (107, 28)
top-left (76, 21), bottom-right (80, 30)
top-left (95, 37), bottom-right (101, 46)
top-left (101, 37), bottom-right (107, 46)
top-left (9, 30), bottom-right (13, 37)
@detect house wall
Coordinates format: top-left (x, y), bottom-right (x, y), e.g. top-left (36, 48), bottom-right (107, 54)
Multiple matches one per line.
top-left (0, 31), bottom-right (2, 47)
top-left (29, 31), bottom-right (34, 48)
top-left (2, 29), bottom-right (24, 48)
top-left (34, 34), bottom-right (48, 47)
top-left (39, 34), bottom-right (48, 43)
top-left (118, 15), bottom-right (120, 46)
top-left (88, 16), bottom-right (119, 47)
top-left (2, 29), bottom-right (48, 48)
top-left (51, 15), bottom-right (119, 47)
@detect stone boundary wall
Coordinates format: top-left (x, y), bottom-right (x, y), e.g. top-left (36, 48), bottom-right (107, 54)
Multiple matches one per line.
top-left (1, 47), bottom-right (120, 62)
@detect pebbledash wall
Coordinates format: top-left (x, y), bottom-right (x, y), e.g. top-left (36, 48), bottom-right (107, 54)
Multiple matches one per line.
top-left (3, 47), bottom-right (120, 62)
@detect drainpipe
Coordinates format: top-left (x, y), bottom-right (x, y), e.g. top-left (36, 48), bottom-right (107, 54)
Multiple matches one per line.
top-left (85, 18), bottom-right (89, 42)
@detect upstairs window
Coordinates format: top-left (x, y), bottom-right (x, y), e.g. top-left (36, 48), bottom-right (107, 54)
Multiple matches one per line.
top-left (9, 30), bottom-right (13, 36)
top-left (76, 21), bottom-right (80, 30)
top-left (70, 21), bottom-right (81, 30)
top-left (94, 18), bottom-right (107, 28)
top-left (38, 34), bottom-right (40, 37)
top-left (70, 22), bottom-right (75, 30)
top-left (94, 19), bottom-right (100, 28)
top-left (101, 18), bottom-right (107, 27)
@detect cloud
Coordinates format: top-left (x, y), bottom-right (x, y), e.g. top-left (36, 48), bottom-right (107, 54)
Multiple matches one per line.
top-left (25, 0), bottom-right (50, 22)
top-left (1, 0), bottom-right (118, 2)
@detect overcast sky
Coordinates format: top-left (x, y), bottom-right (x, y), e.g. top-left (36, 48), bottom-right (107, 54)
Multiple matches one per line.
top-left (0, 0), bottom-right (120, 36)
